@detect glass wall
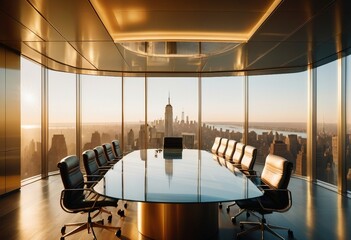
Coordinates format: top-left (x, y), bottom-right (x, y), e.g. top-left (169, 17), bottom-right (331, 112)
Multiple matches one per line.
top-left (201, 76), bottom-right (244, 151)
top-left (19, 55), bottom-right (351, 191)
top-left (20, 58), bottom-right (42, 180)
top-left (81, 75), bottom-right (122, 152)
top-left (316, 60), bottom-right (338, 185)
top-left (147, 77), bottom-right (198, 149)
top-left (347, 55), bottom-right (351, 192)
top-left (48, 70), bottom-right (76, 172)
top-left (123, 74), bottom-right (145, 152)
top-left (248, 72), bottom-right (308, 176)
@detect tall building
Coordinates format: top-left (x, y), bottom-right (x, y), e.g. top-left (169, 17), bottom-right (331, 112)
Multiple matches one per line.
top-left (48, 134), bottom-right (68, 171)
top-left (165, 95), bottom-right (173, 137)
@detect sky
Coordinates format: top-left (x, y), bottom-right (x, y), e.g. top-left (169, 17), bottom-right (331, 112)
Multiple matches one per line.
top-left (20, 56), bottom-right (349, 126)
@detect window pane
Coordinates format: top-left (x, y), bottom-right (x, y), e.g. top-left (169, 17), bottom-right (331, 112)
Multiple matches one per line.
top-left (123, 75), bottom-right (145, 152)
top-left (248, 72), bottom-right (308, 176)
top-left (201, 76), bottom-right (244, 150)
top-left (347, 56), bottom-right (351, 192)
top-left (48, 70), bottom-right (76, 172)
top-left (81, 75), bottom-right (122, 153)
top-left (20, 57), bottom-right (41, 180)
top-left (316, 61), bottom-right (338, 185)
top-left (147, 77), bottom-right (198, 149)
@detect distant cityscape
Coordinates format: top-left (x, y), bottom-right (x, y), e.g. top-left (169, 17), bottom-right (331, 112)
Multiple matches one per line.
top-left (21, 98), bottom-right (351, 186)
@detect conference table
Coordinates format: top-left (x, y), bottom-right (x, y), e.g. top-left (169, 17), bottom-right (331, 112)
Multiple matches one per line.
top-left (93, 149), bottom-right (263, 240)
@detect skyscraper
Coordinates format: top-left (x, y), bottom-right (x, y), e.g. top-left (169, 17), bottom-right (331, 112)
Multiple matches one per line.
top-left (165, 94), bottom-right (173, 137)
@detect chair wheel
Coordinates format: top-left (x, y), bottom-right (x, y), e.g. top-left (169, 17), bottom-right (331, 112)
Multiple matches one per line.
top-left (116, 229), bottom-right (121, 237)
top-left (61, 226), bottom-right (66, 234)
top-left (124, 203), bottom-right (128, 209)
top-left (108, 215), bottom-right (112, 223)
top-left (226, 206), bottom-right (230, 213)
top-left (231, 217), bottom-right (236, 224)
top-left (288, 230), bottom-right (294, 238)
top-left (60, 237), bottom-right (65, 240)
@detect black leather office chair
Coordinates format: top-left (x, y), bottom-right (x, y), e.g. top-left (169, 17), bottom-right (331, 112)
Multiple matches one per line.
top-left (163, 136), bottom-right (183, 149)
top-left (94, 146), bottom-right (114, 168)
top-left (227, 145), bottom-right (257, 213)
top-left (103, 143), bottom-right (120, 163)
top-left (111, 140), bottom-right (123, 159)
top-left (57, 155), bottom-right (121, 240)
top-left (235, 154), bottom-right (294, 240)
top-left (82, 149), bottom-right (109, 182)
top-left (211, 137), bottom-right (222, 154)
top-left (82, 150), bottom-right (126, 216)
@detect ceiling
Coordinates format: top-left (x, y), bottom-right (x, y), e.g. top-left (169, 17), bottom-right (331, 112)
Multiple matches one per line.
top-left (0, 0), bottom-right (350, 76)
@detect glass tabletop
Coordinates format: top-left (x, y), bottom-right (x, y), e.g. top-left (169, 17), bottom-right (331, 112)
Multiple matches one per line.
top-left (93, 149), bottom-right (263, 203)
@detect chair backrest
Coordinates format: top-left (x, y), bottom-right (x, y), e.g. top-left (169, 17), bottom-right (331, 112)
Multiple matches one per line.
top-left (211, 137), bottom-right (222, 154)
top-left (57, 155), bottom-right (84, 190)
top-left (261, 154), bottom-right (293, 189)
top-left (240, 145), bottom-right (257, 170)
top-left (163, 137), bottom-right (183, 149)
top-left (111, 140), bottom-right (123, 158)
top-left (217, 138), bottom-right (229, 157)
top-left (232, 142), bottom-right (245, 164)
top-left (224, 140), bottom-right (237, 160)
top-left (82, 149), bottom-right (100, 181)
top-left (94, 146), bottom-right (109, 167)
top-left (103, 143), bottom-right (117, 161)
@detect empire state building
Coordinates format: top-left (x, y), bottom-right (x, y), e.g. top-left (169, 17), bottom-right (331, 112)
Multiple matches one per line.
top-left (164, 95), bottom-right (173, 137)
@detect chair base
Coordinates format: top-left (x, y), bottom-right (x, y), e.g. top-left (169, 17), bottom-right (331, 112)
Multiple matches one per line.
top-left (60, 213), bottom-right (121, 240)
top-left (237, 216), bottom-right (293, 240)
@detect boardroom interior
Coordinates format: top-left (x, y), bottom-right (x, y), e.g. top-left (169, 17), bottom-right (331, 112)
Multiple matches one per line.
top-left (1, 0), bottom-right (351, 239)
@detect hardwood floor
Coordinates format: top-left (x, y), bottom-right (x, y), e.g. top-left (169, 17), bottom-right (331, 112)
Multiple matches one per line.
top-left (0, 175), bottom-right (350, 240)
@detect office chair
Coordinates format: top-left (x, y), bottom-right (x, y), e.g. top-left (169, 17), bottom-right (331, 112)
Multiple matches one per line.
top-left (231, 142), bottom-right (245, 164)
top-left (163, 136), bottom-right (183, 149)
top-left (94, 146), bottom-right (115, 168)
top-left (224, 139), bottom-right (237, 160)
top-left (57, 155), bottom-right (121, 240)
top-left (217, 138), bottom-right (229, 157)
top-left (82, 150), bottom-right (126, 216)
top-left (235, 154), bottom-right (294, 240)
top-left (211, 137), bottom-right (222, 154)
top-left (102, 143), bottom-right (121, 163)
top-left (227, 145), bottom-right (257, 213)
top-left (111, 140), bottom-right (123, 159)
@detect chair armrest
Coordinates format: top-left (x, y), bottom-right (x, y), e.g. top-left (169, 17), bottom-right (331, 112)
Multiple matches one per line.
top-left (258, 189), bottom-right (292, 212)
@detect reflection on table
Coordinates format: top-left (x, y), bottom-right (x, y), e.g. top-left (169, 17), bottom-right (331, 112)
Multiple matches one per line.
top-left (93, 149), bottom-right (263, 240)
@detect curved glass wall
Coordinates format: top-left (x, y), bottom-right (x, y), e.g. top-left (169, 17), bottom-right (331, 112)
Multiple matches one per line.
top-left (347, 56), bottom-right (351, 192)
top-left (19, 55), bottom-right (351, 193)
top-left (248, 72), bottom-right (308, 175)
top-left (147, 77), bottom-right (198, 149)
top-left (201, 76), bottom-right (244, 151)
top-left (20, 57), bottom-right (41, 180)
top-left (81, 75), bottom-right (122, 153)
top-left (48, 70), bottom-right (76, 172)
top-left (123, 74), bottom-right (145, 152)
top-left (316, 60), bottom-right (338, 185)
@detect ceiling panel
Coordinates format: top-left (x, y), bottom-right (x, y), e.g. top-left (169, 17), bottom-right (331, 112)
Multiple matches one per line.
top-left (0, 0), bottom-right (64, 41)
top-left (24, 41), bottom-right (96, 70)
top-left (28, 0), bottom-right (112, 41)
top-left (70, 41), bottom-right (126, 71)
top-left (0, 0), bottom-right (350, 75)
